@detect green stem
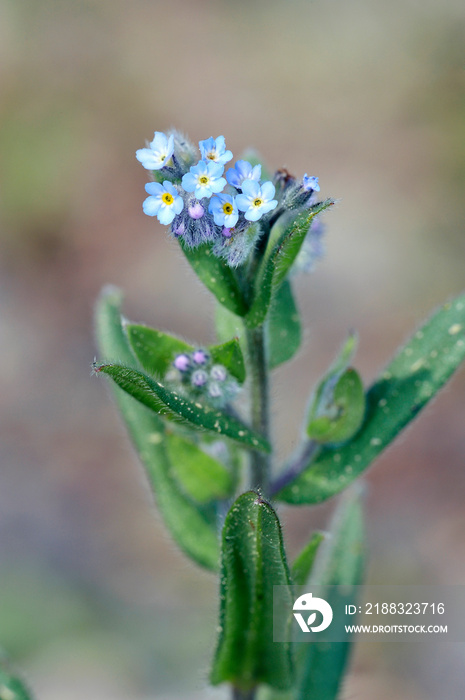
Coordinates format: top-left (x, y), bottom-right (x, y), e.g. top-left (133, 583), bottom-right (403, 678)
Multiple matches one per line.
top-left (233, 689), bottom-right (256, 700)
top-left (246, 324), bottom-right (271, 495)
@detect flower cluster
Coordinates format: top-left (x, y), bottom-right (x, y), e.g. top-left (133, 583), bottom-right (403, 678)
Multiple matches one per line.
top-left (136, 130), bottom-right (322, 268)
top-left (167, 349), bottom-right (239, 408)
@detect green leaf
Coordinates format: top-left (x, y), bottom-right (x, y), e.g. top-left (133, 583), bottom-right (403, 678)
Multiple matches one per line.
top-left (95, 286), bottom-right (219, 570)
top-left (96, 363), bottom-right (270, 453)
top-left (0, 666), bottom-right (34, 700)
top-left (127, 324), bottom-right (246, 383)
top-left (277, 294), bottom-right (465, 504)
top-left (166, 432), bottom-right (234, 503)
top-left (210, 492), bottom-right (294, 692)
top-left (291, 532), bottom-right (326, 586)
top-left (295, 488), bottom-right (365, 700)
top-left (210, 338), bottom-right (246, 383)
top-left (307, 368), bottom-right (365, 443)
top-left (127, 325), bottom-right (191, 377)
top-left (267, 280), bottom-right (302, 369)
top-left (180, 241), bottom-right (249, 316)
top-left (245, 199), bottom-right (334, 328)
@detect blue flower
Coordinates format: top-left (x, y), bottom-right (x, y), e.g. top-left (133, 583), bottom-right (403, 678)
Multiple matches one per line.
top-left (208, 194), bottom-right (239, 228)
top-left (303, 174), bottom-right (320, 192)
top-left (236, 180), bottom-right (278, 222)
top-left (199, 136), bottom-right (233, 166)
top-left (136, 132), bottom-right (174, 170)
top-left (182, 160), bottom-right (226, 199)
top-left (143, 180), bottom-right (184, 225)
top-left (226, 160), bottom-right (261, 189)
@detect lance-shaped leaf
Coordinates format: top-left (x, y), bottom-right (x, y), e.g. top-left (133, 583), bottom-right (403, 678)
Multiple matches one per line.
top-left (127, 325), bottom-right (191, 377)
top-left (95, 287), bottom-right (219, 570)
top-left (127, 324), bottom-right (246, 383)
top-left (245, 199), bottom-right (334, 329)
top-left (277, 294), bottom-right (465, 504)
top-left (180, 241), bottom-right (249, 316)
top-left (210, 492), bottom-right (294, 692)
top-left (267, 280), bottom-right (302, 370)
top-left (291, 532), bottom-right (326, 586)
top-left (307, 368), bottom-right (365, 444)
top-left (0, 665), bottom-right (34, 700)
top-left (166, 432), bottom-right (234, 503)
top-left (96, 363), bottom-right (270, 453)
top-left (295, 488), bottom-right (365, 700)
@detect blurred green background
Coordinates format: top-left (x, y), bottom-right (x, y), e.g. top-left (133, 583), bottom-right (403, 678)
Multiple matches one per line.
top-left (1, 0), bottom-right (465, 697)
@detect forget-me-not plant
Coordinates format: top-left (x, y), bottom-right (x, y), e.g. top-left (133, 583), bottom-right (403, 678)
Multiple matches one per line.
top-left (86, 127), bottom-right (465, 700)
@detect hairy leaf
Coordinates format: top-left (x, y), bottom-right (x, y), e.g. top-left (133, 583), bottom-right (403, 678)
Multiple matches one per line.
top-left (267, 280), bottom-right (302, 369)
top-left (210, 492), bottom-right (294, 692)
top-left (307, 368), bottom-right (365, 444)
top-left (95, 286), bottom-right (219, 570)
top-left (278, 294), bottom-right (465, 504)
top-left (127, 324), bottom-right (246, 383)
top-left (295, 488), bottom-right (365, 700)
top-left (127, 325), bottom-right (191, 377)
top-left (245, 199), bottom-right (334, 328)
top-left (166, 432), bottom-right (234, 502)
top-left (291, 532), bottom-right (326, 586)
top-left (180, 241), bottom-right (248, 316)
top-left (96, 363), bottom-right (270, 453)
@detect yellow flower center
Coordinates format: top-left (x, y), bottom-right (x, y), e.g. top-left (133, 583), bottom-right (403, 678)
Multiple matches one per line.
top-left (199, 176), bottom-right (209, 184)
top-left (207, 153), bottom-right (216, 160)
top-left (222, 203), bottom-right (233, 215)
top-left (162, 192), bottom-right (174, 205)
top-left (253, 198), bottom-right (263, 207)
top-left (159, 153), bottom-right (167, 162)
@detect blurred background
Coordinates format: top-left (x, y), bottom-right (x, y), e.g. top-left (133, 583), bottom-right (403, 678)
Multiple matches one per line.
top-left (1, 0), bottom-right (465, 697)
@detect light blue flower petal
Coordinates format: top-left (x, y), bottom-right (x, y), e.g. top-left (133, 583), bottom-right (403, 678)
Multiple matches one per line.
top-left (219, 149), bottom-right (233, 165)
top-left (182, 172), bottom-right (197, 192)
top-left (251, 164), bottom-right (262, 180)
top-left (211, 211), bottom-right (224, 226)
top-left (226, 168), bottom-right (240, 188)
top-left (149, 131), bottom-right (164, 148)
top-left (215, 135), bottom-right (226, 150)
top-left (207, 161), bottom-right (225, 178)
top-left (195, 185), bottom-right (212, 199)
top-left (145, 181), bottom-right (164, 195)
top-left (224, 211), bottom-right (239, 227)
top-left (158, 205), bottom-right (176, 225)
top-left (244, 207), bottom-right (262, 222)
top-left (236, 194), bottom-right (251, 212)
top-left (166, 133), bottom-right (175, 157)
top-left (136, 149), bottom-right (159, 168)
top-left (143, 196), bottom-right (161, 216)
top-left (209, 196), bottom-right (223, 216)
top-left (241, 179), bottom-right (260, 198)
top-left (210, 177), bottom-right (227, 194)
top-left (199, 137), bottom-right (215, 159)
top-left (173, 196), bottom-right (184, 215)
top-left (260, 199), bottom-right (278, 215)
top-left (260, 181), bottom-right (276, 201)
top-left (163, 180), bottom-right (178, 196)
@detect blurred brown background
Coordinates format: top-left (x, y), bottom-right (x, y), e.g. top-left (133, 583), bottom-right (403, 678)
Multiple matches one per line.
top-left (1, 0), bottom-right (465, 697)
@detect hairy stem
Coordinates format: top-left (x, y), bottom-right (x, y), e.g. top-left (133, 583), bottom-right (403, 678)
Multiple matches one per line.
top-left (233, 689), bottom-right (256, 700)
top-left (246, 324), bottom-right (271, 495)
